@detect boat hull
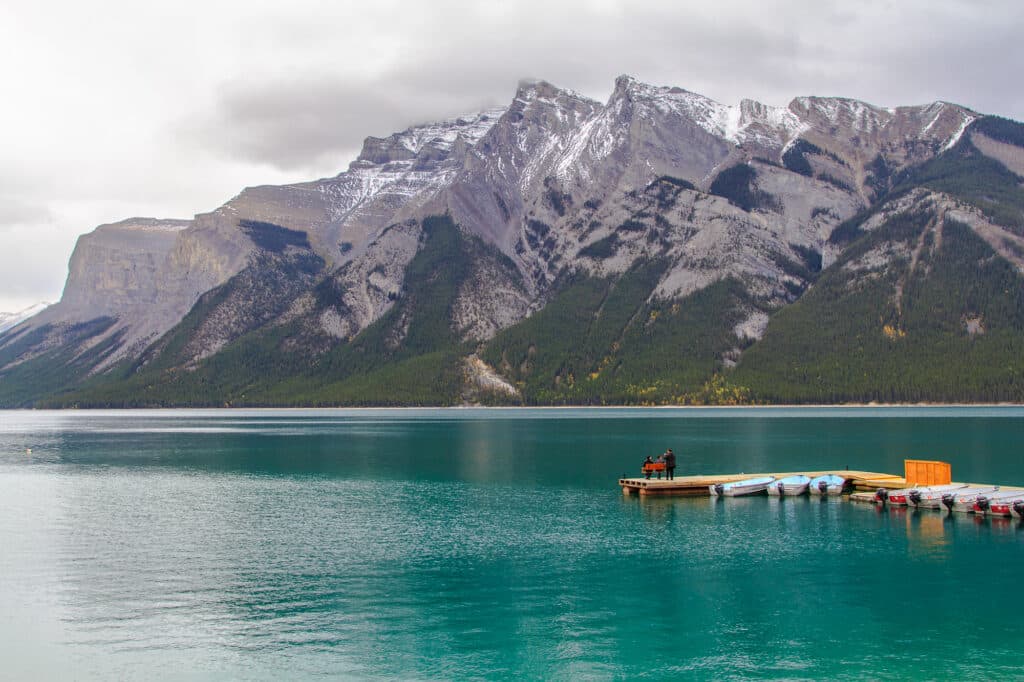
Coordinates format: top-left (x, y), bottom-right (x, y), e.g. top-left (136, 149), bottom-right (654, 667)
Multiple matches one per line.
top-left (942, 486), bottom-right (1001, 513)
top-left (767, 475), bottom-right (811, 497)
top-left (973, 490), bottom-right (1024, 516)
top-left (722, 484), bottom-right (771, 497)
top-left (710, 476), bottom-right (776, 497)
top-left (988, 501), bottom-right (1013, 517)
top-left (881, 488), bottom-right (915, 507)
top-left (906, 484), bottom-right (969, 509)
top-left (808, 475), bottom-right (847, 496)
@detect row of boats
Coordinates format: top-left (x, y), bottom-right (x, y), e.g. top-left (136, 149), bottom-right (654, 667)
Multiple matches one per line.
top-left (875, 483), bottom-right (1024, 517)
top-left (709, 474), bottom-right (847, 497)
top-left (704, 473), bottom-right (1024, 518)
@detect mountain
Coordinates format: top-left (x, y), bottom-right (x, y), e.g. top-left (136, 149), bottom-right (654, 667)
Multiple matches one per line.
top-left (2, 76), bottom-right (1023, 407)
top-left (0, 303), bottom-right (49, 335)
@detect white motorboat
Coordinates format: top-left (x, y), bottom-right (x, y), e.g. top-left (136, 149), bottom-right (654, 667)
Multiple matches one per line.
top-left (808, 474), bottom-right (847, 496)
top-left (972, 490), bottom-right (1024, 516)
top-left (906, 483), bottom-right (969, 509)
top-left (767, 475), bottom-right (811, 496)
top-left (941, 486), bottom-right (1001, 513)
top-left (710, 476), bottom-right (776, 497)
top-left (875, 487), bottom-right (914, 506)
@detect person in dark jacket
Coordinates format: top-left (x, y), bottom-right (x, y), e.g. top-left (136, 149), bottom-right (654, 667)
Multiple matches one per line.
top-left (664, 449), bottom-right (676, 480)
top-left (642, 455), bottom-right (654, 479)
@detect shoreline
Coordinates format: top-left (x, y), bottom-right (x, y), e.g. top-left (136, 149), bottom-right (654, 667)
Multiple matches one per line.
top-left (3, 403), bottom-right (1023, 412)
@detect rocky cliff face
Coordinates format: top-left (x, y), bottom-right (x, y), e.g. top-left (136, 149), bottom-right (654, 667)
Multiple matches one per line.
top-left (5, 108), bottom-right (512, 368)
top-left (3, 74), bottom-right (1020, 407)
top-left (22, 218), bottom-right (191, 366)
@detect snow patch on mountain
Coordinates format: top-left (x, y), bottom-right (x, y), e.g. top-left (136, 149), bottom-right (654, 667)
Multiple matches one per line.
top-left (943, 112), bottom-right (977, 151)
top-left (0, 303), bottom-right (50, 334)
top-left (380, 107), bottom-right (507, 156)
top-left (792, 96), bottom-right (894, 133)
top-left (317, 107), bottom-right (507, 228)
top-left (617, 76), bottom-right (804, 149)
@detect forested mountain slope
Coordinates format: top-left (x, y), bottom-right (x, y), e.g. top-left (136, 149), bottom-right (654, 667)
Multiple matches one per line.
top-left (2, 77), bottom-right (1023, 407)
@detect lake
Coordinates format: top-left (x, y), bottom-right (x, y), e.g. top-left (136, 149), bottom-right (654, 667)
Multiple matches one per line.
top-left (1, 407), bottom-right (1022, 679)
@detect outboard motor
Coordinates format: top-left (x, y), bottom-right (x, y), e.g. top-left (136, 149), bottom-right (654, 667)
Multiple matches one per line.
top-left (713, 484), bottom-right (724, 496)
top-left (908, 490), bottom-right (922, 506)
top-left (941, 493), bottom-right (956, 511)
top-left (1014, 500), bottom-right (1024, 518)
top-left (777, 482), bottom-right (785, 496)
top-left (875, 488), bottom-right (888, 504)
top-left (975, 496), bottom-right (991, 513)
top-left (818, 480), bottom-right (829, 494)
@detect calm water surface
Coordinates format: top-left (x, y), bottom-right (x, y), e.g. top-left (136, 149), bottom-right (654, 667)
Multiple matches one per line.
top-left (1, 407), bottom-right (1022, 679)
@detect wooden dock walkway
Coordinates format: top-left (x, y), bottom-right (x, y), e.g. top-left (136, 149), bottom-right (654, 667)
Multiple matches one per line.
top-left (619, 470), bottom-right (906, 497)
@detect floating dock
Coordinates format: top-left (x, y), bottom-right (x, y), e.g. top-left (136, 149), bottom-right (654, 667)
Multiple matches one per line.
top-left (619, 470), bottom-right (906, 497)
top-left (621, 459), bottom-right (1023, 509)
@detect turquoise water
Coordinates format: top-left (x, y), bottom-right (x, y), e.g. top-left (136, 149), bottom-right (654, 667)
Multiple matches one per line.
top-left (1, 407), bottom-right (1022, 679)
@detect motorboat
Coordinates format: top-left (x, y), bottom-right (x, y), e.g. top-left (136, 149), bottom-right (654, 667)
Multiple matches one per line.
top-left (767, 475), bottom-right (811, 496)
top-left (973, 489), bottom-right (1024, 516)
top-left (808, 474), bottom-right (847, 496)
top-left (876, 487), bottom-right (915, 506)
top-left (905, 483), bottom-right (969, 509)
top-left (710, 476), bottom-right (776, 497)
top-left (941, 486), bottom-right (1001, 513)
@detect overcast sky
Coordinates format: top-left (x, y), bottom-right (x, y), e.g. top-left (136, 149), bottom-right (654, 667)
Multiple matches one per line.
top-left (2, 0), bottom-right (1022, 312)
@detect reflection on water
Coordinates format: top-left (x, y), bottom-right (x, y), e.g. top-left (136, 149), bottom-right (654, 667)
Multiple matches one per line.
top-left (906, 508), bottom-right (952, 557)
top-left (1, 408), bottom-right (1023, 679)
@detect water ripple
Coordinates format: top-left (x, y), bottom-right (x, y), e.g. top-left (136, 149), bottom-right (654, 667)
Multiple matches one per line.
top-left (2, 411), bottom-right (1024, 679)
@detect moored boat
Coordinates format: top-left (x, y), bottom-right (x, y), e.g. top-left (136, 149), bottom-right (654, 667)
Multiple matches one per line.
top-left (973, 490), bottom-right (1024, 516)
top-left (710, 476), bottom-right (776, 497)
top-left (877, 487), bottom-right (915, 506)
top-left (767, 475), bottom-right (811, 496)
top-left (808, 474), bottom-right (847, 496)
top-left (906, 483), bottom-right (969, 509)
top-left (941, 486), bottom-right (1001, 513)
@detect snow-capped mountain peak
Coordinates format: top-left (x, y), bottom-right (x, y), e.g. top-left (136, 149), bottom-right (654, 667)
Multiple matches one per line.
top-left (8, 74), bottom-right (1000, 396)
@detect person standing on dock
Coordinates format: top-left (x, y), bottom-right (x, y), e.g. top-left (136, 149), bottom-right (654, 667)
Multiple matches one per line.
top-left (664, 449), bottom-right (676, 480)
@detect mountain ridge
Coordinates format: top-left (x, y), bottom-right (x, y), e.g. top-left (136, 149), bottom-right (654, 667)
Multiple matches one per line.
top-left (2, 75), bottom-right (1020, 408)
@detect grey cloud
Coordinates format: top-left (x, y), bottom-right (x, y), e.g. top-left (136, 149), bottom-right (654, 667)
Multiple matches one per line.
top-left (185, 75), bottom-right (506, 172)
top-left (6, 0), bottom-right (1024, 311)
top-left (185, 6), bottom-right (784, 172)
top-left (864, 24), bottom-right (1024, 118)
top-left (0, 223), bottom-right (70, 309)
top-left (187, 0), bottom-right (1024, 175)
top-left (0, 197), bottom-right (53, 230)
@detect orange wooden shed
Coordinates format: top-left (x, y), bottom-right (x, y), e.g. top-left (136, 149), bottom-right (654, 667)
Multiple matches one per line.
top-left (904, 459), bottom-right (952, 486)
